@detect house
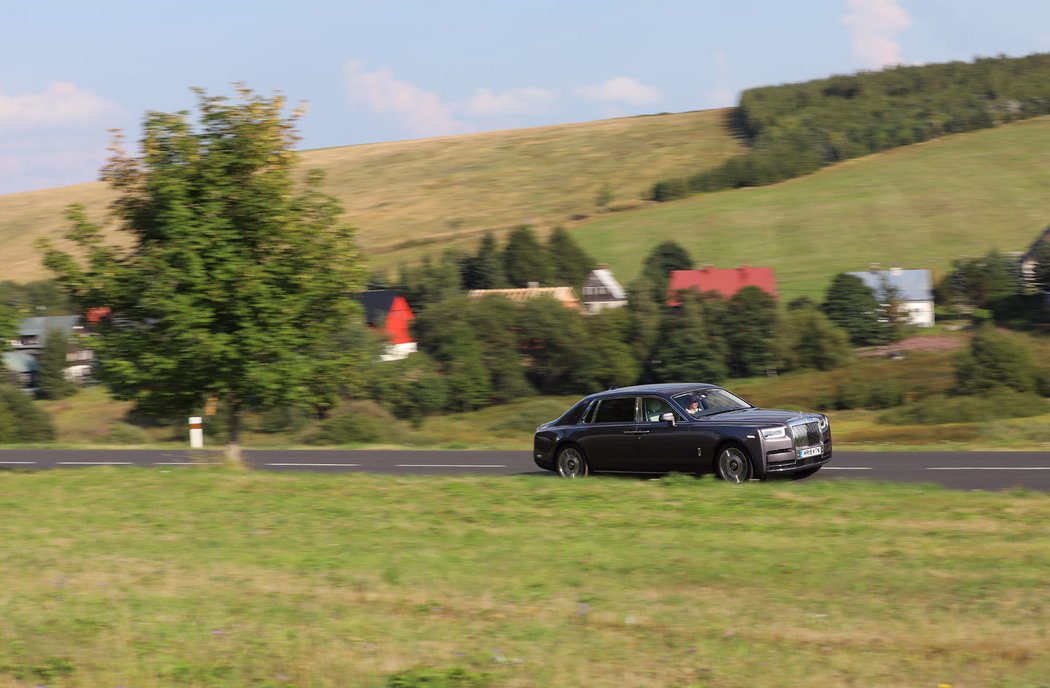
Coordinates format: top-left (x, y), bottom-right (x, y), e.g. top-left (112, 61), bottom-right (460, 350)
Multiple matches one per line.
top-left (666, 266), bottom-right (778, 305)
top-left (580, 265), bottom-right (628, 314)
top-left (355, 290), bottom-right (418, 361)
top-left (1020, 224), bottom-right (1050, 287)
top-left (2, 351), bottom-right (38, 388)
top-left (5, 315), bottom-right (96, 385)
top-left (467, 285), bottom-right (584, 312)
top-left (847, 267), bottom-right (935, 327)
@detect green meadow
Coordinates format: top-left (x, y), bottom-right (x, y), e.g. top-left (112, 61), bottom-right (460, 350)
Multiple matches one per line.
top-left (570, 116), bottom-right (1050, 299)
top-left (0, 469), bottom-right (1046, 687)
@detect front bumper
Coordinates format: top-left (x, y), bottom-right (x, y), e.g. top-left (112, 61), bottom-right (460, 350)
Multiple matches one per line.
top-left (534, 433), bottom-right (556, 471)
top-left (762, 428), bottom-right (833, 474)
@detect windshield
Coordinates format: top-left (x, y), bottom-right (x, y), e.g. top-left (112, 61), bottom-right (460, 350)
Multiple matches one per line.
top-left (673, 389), bottom-right (752, 417)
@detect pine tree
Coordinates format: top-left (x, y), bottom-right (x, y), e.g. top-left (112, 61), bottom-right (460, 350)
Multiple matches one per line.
top-left (502, 226), bottom-right (552, 287)
top-left (822, 273), bottom-right (890, 346)
top-left (641, 241), bottom-right (694, 302)
top-left (651, 294), bottom-right (727, 383)
top-left (465, 232), bottom-right (507, 290)
top-left (546, 226), bottom-right (596, 288)
top-left (36, 327), bottom-right (77, 400)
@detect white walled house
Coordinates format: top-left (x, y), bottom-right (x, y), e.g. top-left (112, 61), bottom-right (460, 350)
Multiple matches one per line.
top-left (580, 266), bottom-right (628, 314)
top-left (848, 268), bottom-right (935, 328)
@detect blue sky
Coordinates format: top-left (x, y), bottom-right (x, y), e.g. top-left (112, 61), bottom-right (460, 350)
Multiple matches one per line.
top-left (1, 0), bottom-right (1049, 194)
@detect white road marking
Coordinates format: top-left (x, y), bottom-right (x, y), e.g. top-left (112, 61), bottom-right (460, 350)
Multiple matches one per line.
top-left (395, 464), bottom-right (507, 468)
top-left (57, 461), bottom-right (133, 465)
top-left (822, 467), bottom-right (873, 470)
top-left (0, 461), bottom-right (37, 465)
top-left (926, 467), bottom-right (1050, 471)
top-left (264, 463), bottom-right (361, 467)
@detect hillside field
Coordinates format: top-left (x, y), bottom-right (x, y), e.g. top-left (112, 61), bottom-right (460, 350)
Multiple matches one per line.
top-left (0, 109), bottom-right (742, 283)
top-left (0, 469), bottom-right (1046, 687)
top-left (569, 116), bottom-right (1050, 299)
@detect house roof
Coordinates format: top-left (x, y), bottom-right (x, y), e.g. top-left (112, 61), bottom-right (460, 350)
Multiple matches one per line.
top-left (667, 267), bottom-right (778, 303)
top-left (586, 268), bottom-right (627, 300)
top-left (17, 315), bottom-right (82, 339)
top-left (354, 290), bottom-right (407, 326)
top-left (2, 351), bottom-right (38, 374)
top-left (847, 268), bottom-right (932, 302)
top-left (468, 286), bottom-right (583, 311)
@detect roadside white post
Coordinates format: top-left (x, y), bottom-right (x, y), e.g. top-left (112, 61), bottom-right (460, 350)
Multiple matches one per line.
top-left (189, 416), bottom-right (204, 449)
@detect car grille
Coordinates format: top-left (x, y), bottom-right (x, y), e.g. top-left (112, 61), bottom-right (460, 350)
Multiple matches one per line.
top-left (791, 421), bottom-right (822, 448)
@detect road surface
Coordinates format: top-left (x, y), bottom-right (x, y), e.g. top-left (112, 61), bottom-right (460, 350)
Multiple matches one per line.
top-left (1, 449), bottom-right (1048, 491)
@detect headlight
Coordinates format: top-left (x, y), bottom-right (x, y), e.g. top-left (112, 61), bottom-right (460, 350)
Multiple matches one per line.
top-left (761, 426), bottom-right (787, 440)
top-left (818, 416), bottom-right (829, 431)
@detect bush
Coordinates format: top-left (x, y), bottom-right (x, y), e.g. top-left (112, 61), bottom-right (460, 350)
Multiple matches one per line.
top-left (97, 422), bottom-right (152, 445)
top-left (833, 381), bottom-right (868, 410)
top-left (0, 384), bottom-right (55, 442)
top-left (878, 389), bottom-right (1049, 425)
top-left (955, 326), bottom-right (1036, 394)
top-left (385, 667), bottom-right (490, 688)
top-left (307, 401), bottom-right (402, 446)
top-left (867, 378), bottom-right (904, 409)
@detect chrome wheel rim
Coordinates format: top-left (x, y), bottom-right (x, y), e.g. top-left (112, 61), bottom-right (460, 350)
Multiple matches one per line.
top-left (557, 448), bottom-right (585, 479)
top-left (718, 447), bottom-right (750, 483)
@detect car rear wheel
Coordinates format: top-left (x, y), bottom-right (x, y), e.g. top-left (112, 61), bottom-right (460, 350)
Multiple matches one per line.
top-left (716, 445), bottom-right (753, 483)
top-left (556, 445), bottom-right (589, 479)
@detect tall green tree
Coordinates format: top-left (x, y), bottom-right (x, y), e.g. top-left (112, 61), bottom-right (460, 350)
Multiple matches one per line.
top-left (39, 87), bottom-right (366, 464)
top-left (779, 309), bottom-right (851, 371)
top-left (546, 226), bottom-right (596, 288)
top-left (464, 232), bottom-right (507, 290)
top-left (725, 286), bottom-right (779, 377)
top-left (651, 293), bottom-right (727, 383)
top-left (36, 328), bottom-right (77, 400)
top-left (502, 226), bottom-right (552, 287)
top-left (641, 241), bottom-right (694, 302)
top-left (822, 273), bottom-right (890, 346)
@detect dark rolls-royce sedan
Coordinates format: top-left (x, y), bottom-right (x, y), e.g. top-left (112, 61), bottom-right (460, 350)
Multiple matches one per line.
top-left (533, 383), bottom-right (831, 482)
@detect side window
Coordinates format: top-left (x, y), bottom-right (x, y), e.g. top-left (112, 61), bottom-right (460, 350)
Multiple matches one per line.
top-left (593, 397), bottom-right (637, 423)
top-left (641, 397), bottom-right (681, 423)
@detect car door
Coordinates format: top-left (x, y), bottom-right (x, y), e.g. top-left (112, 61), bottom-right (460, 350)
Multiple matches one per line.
top-left (574, 396), bottom-right (639, 471)
top-left (635, 396), bottom-right (697, 473)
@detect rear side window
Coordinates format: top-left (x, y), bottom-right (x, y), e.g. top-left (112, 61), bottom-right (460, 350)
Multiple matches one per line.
top-left (593, 397), bottom-right (637, 423)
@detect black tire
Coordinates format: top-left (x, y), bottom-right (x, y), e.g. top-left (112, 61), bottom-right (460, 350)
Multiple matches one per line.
top-left (715, 444), bottom-right (754, 483)
top-left (555, 445), bottom-right (589, 479)
top-left (791, 466), bottom-right (822, 480)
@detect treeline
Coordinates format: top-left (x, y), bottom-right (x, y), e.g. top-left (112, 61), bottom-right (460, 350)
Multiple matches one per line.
top-left (379, 226), bottom-right (597, 309)
top-left (654, 52), bottom-right (1050, 201)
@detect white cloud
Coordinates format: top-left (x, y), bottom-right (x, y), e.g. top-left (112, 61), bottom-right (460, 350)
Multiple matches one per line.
top-left (461, 87), bottom-right (556, 118)
top-left (574, 76), bottom-right (663, 107)
top-left (842, 0), bottom-right (911, 69)
top-left (0, 82), bottom-right (119, 130)
top-left (345, 60), bottom-right (464, 137)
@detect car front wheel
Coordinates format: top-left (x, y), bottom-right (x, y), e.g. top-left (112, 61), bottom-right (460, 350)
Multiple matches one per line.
top-left (556, 445), bottom-right (589, 479)
top-left (716, 445), bottom-right (753, 483)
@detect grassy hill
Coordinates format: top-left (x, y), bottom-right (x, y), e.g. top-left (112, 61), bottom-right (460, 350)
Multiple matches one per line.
top-left (0, 109), bottom-right (742, 283)
top-left (568, 115), bottom-right (1050, 299)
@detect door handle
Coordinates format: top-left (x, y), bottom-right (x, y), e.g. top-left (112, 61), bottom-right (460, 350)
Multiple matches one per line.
top-left (623, 430), bottom-right (651, 435)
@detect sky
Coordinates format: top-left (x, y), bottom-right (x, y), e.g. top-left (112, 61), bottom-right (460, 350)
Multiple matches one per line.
top-left (1, 0), bottom-right (1049, 195)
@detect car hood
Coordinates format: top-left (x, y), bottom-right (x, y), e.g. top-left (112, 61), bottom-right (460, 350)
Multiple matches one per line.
top-left (696, 408), bottom-right (817, 425)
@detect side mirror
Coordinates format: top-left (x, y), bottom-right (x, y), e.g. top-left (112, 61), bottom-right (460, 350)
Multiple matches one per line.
top-left (659, 412), bottom-right (676, 427)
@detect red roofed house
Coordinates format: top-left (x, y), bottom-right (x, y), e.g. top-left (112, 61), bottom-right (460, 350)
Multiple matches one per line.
top-left (355, 290), bottom-right (418, 361)
top-left (666, 266), bottom-right (778, 305)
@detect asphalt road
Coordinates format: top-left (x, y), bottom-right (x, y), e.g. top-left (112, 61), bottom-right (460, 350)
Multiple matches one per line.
top-left (1, 449), bottom-right (1048, 490)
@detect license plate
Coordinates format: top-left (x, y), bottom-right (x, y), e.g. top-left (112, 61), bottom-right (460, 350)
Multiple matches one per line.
top-left (799, 446), bottom-right (823, 459)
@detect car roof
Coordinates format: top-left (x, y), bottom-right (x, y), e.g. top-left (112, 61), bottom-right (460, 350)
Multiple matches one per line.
top-left (585, 383), bottom-right (720, 400)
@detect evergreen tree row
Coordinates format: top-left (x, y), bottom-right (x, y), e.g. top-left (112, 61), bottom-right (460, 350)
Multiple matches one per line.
top-left (654, 53), bottom-right (1050, 201)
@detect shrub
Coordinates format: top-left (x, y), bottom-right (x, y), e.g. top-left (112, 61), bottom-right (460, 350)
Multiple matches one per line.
top-left (307, 401), bottom-right (402, 445)
top-left (97, 422), bottom-right (152, 445)
top-left (955, 326), bottom-right (1036, 394)
top-left (867, 378), bottom-right (904, 409)
top-left (833, 381), bottom-right (868, 410)
top-left (385, 667), bottom-right (490, 688)
top-left (0, 384), bottom-right (55, 442)
top-left (878, 389), bottom-right (1049, 425)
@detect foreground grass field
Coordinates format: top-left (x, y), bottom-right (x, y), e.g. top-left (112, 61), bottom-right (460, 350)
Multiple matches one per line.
top-left (0, 470), bottom-right (1046, 687)
top-left (571, 115), bottom-right (1050, 298)
top-left (0, 109), bottom-right (742, 283)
